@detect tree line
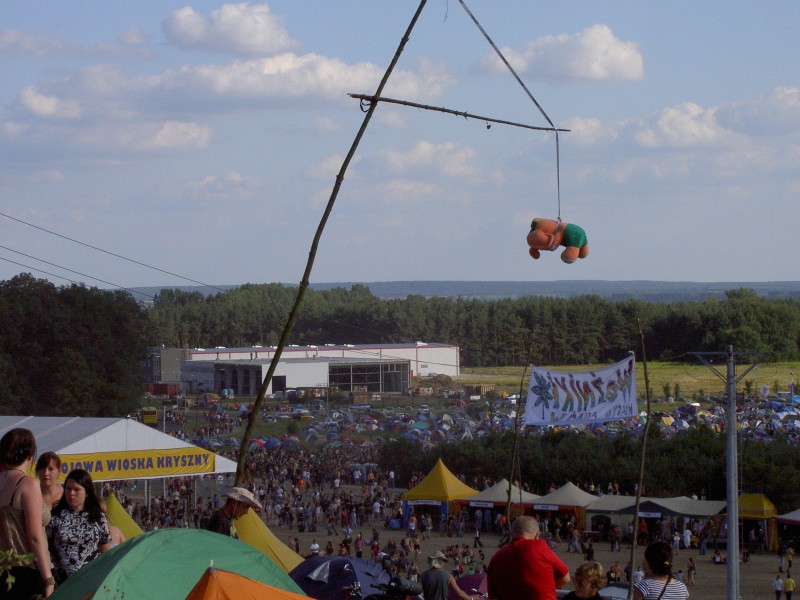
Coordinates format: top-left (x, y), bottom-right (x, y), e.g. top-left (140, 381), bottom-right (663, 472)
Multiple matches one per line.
top-left (3, 275), bottom-right (799, 417)
top-left (0, 274), bottom-right (150, 417)
top-left (379, 427), bottom-right (800, 513)
top-left (149, 283), bottom-right (800, 366)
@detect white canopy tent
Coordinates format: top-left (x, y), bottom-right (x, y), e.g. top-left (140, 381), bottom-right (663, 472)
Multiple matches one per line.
top-left (0, 416), bottom-right (237, 482)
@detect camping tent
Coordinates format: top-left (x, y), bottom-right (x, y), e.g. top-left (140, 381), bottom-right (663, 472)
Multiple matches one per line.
top-left (186, 567), bottom-right (310, 600)
top-left (105, 493), bottom-right (144, 541)
top-left (0, 416), bottom-right (237, 482)
top-left (402, 458), bottom-right (478, 527)
top-left (234, 508), bottom-right (304, 573)
top-left (290, 555), bottom-right (390, 600)
top-left (50, 529), bottom-right (303, 600)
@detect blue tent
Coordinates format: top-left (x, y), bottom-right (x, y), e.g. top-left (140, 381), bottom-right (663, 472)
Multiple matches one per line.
top-left (290, 556), bottom-right (390, 600)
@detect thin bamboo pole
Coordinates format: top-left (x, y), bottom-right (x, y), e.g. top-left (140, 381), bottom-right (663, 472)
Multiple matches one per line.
top-left (234, 0), bottom-right (429, 485)
top-left (348, 94), bottom-right (569, 133)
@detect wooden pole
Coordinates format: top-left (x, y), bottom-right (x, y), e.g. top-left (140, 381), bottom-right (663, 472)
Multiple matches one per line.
top-left (234, 0), bottom-right (430, 486)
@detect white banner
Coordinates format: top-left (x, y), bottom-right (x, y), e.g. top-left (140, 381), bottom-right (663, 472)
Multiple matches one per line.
top-left (524, 356), bottom-right (637, 426)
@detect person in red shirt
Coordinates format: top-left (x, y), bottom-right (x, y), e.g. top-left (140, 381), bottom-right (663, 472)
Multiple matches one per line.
top-left (487, 516), bottom-right (570, 599)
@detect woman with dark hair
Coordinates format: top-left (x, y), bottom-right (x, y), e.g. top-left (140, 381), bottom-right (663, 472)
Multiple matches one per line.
top-left (36, 452), bottom-right (63, 511)
top-left (0, 428), bottom-right (55, 598)
top-left (633, 541), bottom-right (689, 599)
top-left (46, 469), bottom-right (111, 583)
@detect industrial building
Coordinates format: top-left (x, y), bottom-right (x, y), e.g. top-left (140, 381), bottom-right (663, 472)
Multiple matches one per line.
top-left (158, 342), bottom-right (459, 399)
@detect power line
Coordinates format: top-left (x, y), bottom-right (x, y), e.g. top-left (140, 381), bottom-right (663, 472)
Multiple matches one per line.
top-left (0, 211), bottom-right (228, 293)
top-left (0, 244), bottom-right (154, 300)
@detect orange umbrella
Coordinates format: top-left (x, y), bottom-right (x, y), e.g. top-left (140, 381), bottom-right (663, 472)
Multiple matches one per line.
top-left (186, 567), bottom-right (310, 600)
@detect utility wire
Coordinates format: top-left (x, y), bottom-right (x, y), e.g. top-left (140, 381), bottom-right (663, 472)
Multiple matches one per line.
top-left (0, 245), bottom-right (154, 300)
top-left (0, 211), bottom-right (227, 293)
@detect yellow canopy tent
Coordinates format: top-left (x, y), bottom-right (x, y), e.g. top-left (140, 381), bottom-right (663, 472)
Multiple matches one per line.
top-left (402, 458), bottom-right (478, 530)
top-left (234, 509), bottom-right (304, 573)
top-left (105, 493), bottom-right (144, 541)
top-left (738, 492), bottom-right (778, 552)
top-left (403, 458), bottom-right (479, 501)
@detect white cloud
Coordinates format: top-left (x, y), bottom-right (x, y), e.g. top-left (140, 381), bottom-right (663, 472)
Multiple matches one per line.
top-left (2, 121), bottom-right (28, 137)
top-left (382, 140), bottom-right (476, 177)
top-left (717, 86), bottom-right (800, 135)
top-left (308, 154), bottom-right (349, 180)
top-left (0, 29), bottom-right (73, 57)
top-left (188, 171), bottom-right (259, 203)
top-left (118, 27), bottom-right (148, 48)
top-left (311, 116), bottom-right (341, 134)
top-left (633, 102), bottom-right (736, 148)
top-left (144, 53), bottom-right (442, 108)
top-left (18, 87), bottom-right (81, 119)
top-left (136, 121), bottom-right (211, 151)
top-left (380, 178), bottom-right (439, 204)
top-left (163, 3), bottom-right (299, 56)
top-left (484, 24), bottom-right (643, 83)
top-left (563, 116), bottom-right (619, 145)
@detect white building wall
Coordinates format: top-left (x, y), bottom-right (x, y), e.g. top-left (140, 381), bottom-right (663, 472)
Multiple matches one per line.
top-left (272, 359), bottom-right (330, 392)
top-left (187, 343), bottom-right (459, 377)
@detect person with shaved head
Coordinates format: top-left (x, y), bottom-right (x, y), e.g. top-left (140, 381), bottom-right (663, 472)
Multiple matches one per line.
top-left (487, 516), bottom-right (570, 599)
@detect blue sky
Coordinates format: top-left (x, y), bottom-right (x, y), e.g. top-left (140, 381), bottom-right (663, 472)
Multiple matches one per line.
top-left (1, 1), bottom-right (798, 292)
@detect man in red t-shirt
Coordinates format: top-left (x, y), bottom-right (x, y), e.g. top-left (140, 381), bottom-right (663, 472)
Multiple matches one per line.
top-left (487, 516), bottom-right (570, 599)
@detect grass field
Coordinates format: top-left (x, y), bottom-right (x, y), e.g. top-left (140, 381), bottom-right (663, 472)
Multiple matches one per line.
top-left (459, 361), bottom-right (798, 402)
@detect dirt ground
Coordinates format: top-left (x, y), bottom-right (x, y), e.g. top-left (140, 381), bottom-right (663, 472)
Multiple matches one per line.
top-left (142, 479), bottom-right (783, 599)
top-left (280, 515), bottom-right (783, 600)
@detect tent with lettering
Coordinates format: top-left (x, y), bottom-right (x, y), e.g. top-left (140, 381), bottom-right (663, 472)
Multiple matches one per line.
top-left (402, 458), bottom-right (478, 528)
top-left (0, 415), bottom-right (237, 482)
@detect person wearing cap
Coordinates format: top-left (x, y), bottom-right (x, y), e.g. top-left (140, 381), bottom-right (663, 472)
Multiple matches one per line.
top-left (488, 516), bottom-right (570, 600)
top-left (421, 550), bottom-right (480, 600)
top-left (206, 487), bottom-right (261, 538)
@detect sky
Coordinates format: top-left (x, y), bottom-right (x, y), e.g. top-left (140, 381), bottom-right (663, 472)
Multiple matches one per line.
top-left (1, 1), bottom-right (798, 295)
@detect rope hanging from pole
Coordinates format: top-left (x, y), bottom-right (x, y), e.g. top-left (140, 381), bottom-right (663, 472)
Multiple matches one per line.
top-left (458, 0), bottom-right (563, 220)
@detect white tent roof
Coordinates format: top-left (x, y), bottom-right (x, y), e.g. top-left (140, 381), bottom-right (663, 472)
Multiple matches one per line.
top-left (455, 478), bottom-right (540, 506)
top-left (0, 416), bottom-right (237, 481)
top-left (586, 495), bottom-right (726, 517)
top-left (535, 482), bottom-right (598, 508)
top-left (776, 508), bottom-right (800, 524)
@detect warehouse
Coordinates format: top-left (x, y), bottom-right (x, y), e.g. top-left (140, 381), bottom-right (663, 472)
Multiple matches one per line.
top-left (186, 341), bottom-right (459, 378)
top-left (181, 356), bottom-right (411, 398)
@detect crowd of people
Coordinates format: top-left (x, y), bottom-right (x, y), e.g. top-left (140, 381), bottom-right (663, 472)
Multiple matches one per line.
top-left (4, 423), bottom-right (797, 600)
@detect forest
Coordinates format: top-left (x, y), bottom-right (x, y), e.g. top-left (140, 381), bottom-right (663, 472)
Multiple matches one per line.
top-left (378, 427), bottom-right (800, 513)
top-left (0, 274), bottom-right (151, 416)
top-left (147, 282), bottom-right (800, 366)
top-left (3, 275), bottom-right (800, 416)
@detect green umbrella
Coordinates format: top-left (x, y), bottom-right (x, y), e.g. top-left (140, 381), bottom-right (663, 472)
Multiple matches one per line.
top-left (51, 528), bottom-right (303, 600)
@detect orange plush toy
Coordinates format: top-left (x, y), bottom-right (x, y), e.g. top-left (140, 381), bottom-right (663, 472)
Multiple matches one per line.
top-left (526, 218), bottom-right (589, 264)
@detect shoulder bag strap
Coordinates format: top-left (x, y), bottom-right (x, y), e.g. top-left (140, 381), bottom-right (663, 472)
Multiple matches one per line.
top-left (655, 575), bottom-right (672, 600)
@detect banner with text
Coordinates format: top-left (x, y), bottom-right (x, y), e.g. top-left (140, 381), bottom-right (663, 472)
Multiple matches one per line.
top-left (524, 356), bottom-right (637, 426)
top-left (57, 448), bottom-right (217, 482)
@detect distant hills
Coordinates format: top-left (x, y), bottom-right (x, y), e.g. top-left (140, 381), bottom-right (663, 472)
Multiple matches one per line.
top-left (133, 280), bottom-right (800, 303)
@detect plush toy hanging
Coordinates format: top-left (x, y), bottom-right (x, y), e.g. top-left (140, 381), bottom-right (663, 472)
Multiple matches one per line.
top-left (527, 217), bottom-right (589, 264)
